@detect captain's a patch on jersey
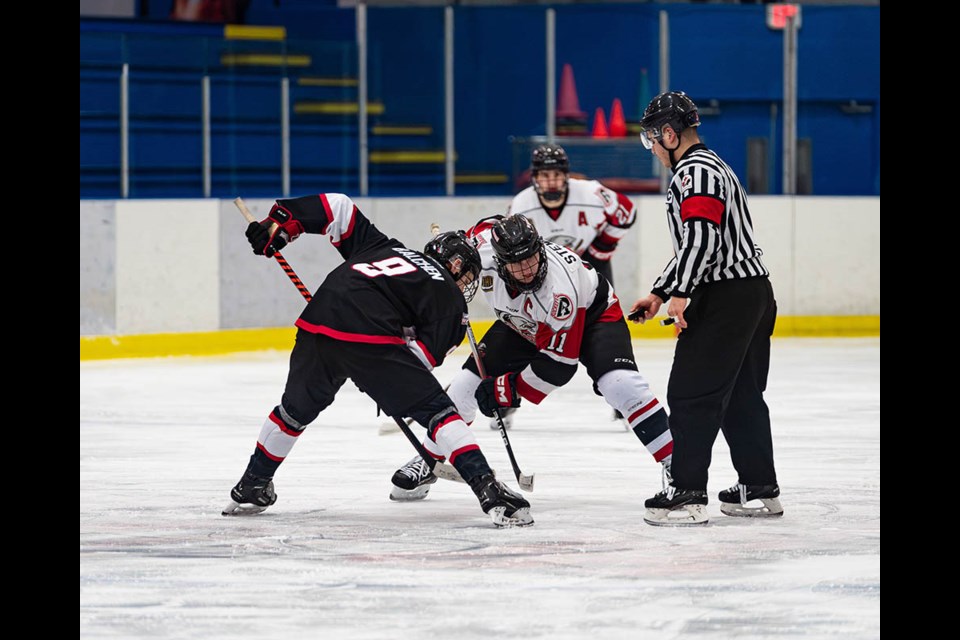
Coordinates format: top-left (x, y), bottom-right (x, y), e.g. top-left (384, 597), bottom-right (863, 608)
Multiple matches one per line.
top-left (481, 275), bottom-right (494, 292)
top-left (551, 293), bottom-right (573, 320)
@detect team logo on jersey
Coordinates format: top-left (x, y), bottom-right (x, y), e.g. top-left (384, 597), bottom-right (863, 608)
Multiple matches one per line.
top-left (497, 310), bottom-right (537, 343)
top-left (551, 294), bottom-right (573, 320)
top-left (681, 174), bottom-right (693, 194)
top-left (597, 187), bottom-right (613, 207)
top-left (481, 275), bottom-right (494, 292)
top-left (547, 234), bottom-right (577, 250)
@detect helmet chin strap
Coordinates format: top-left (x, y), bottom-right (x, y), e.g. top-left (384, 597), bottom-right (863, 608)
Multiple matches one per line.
top-left (663, 132), bottom-right (682, 169)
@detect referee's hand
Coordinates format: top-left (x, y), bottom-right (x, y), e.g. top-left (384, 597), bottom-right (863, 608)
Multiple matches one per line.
top-left (667, 296), bottom-right (689, 329)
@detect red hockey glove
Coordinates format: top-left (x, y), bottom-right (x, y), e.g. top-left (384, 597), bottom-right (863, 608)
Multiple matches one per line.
top-left (475, 372), bottom-right (522, 418)
top-left (245, 202), bottom-right (305, 258)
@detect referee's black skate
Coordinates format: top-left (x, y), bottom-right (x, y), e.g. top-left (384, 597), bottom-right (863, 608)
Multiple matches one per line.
top-left (389, 456), bottom-right (438, 501)
top-left (222, 470), bottom-right (277, 515)
top-left (469, 474), bottom-right (534, 527)
top-left (718, 483), bottom-right (783, 518)
top-left (643, 486), bottom-right (708, 526)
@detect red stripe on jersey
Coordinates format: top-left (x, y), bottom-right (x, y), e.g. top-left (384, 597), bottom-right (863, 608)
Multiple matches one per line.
top-left (515, 373), bottom-right (547, 404)
top-left (429, 413), bottom-right (460, 441)
top-left (628, 398), bottom-right (660, 424)
top-left (331, 204), bottom-right (358, 247)
top-left (256, 441), bottom-right (285, 462)
top-left (598, 230), bottom-right (620, 245)
top-left (534, 309), bottom-right (587, 360)
top-left (448, 443), bottom-right (479, 465)
top-left (680, 195), bottom-right (723, 225)
top-left (603, 192), bottom-right (635, 226)
top-left (653, 440), bottom-right (673, 463)
top-left (269, 411), bottom-right (302, 437)
top-left (467, 219), bottom-right (496, 239)
top-left (415, 339), bottom-right (437, 367)
top-left (597, 300), bottom-right (624, 323)
top-left (294, 318), bottom-right (406, 344)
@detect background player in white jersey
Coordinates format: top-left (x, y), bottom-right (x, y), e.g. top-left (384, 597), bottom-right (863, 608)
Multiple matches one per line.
top-left (509, 144), bottom-right (636, 289)
top-left (389, 214), bottom-right (672, 503)
top-left (504, 144), bottom-right (638, 427)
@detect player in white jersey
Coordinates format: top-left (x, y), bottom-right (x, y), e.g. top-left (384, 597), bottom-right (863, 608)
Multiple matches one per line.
top-left (389, 214), bottom-right (672, 503)
top-left (504, 144), bottom-right (638, 428)
top-left (508, 144), bottom-right (637, 289)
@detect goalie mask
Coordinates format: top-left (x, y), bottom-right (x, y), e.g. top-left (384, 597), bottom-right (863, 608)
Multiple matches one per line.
top-left (423, 230), bottom-right (481, 302)
top-left (530, 144), bottom-right (570, 203)
top-left (490, 214), bottom-right (548, 293)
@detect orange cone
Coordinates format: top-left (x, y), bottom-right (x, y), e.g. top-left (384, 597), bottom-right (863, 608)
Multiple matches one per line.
top-left (609, 98), bottom-right (627, 137)
top-left (591, 107), bottom-right (609, 138)
top-left (557, 63), bottom-right (586, 119)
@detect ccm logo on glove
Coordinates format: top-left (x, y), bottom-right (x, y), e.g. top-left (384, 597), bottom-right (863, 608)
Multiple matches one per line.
top-left (475, 372), bottom-right (522, 417)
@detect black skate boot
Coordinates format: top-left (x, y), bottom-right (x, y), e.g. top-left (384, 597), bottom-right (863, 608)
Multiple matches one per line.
top-left (718, 483), bottom-right (783, 518)
top-left (389, 456), bottom-right (438, 501)
top-left (643, 486), bottom-right (708, 526)
top-left (469, 474), bottom-right (534, 527)
top-left (222, 470), bottom-right (277, 515)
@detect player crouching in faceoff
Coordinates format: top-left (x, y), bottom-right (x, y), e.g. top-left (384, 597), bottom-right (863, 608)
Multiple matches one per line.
top-left (222, 193), bottom-right (532, 527)
top-left (390, 214), bottom-right (673, 506)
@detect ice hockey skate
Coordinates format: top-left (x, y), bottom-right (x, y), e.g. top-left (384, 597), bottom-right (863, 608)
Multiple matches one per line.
top-left (469, 474), bottom-right (533, 527)
top-left (389, 455), bottom-right (438, 501)
top-left (222, 470), bottom-right (277, 515)
top-left (643, 486), bottom-right (708, 526)
top-left (718, 483), bottom-right (783, 518)
top-left (489, 406), bottom-right (515, 430)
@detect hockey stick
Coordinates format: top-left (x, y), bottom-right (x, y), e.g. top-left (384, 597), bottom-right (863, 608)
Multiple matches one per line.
top-left (234, 197), bottom-right (313, 302)
top-left (465, 321), bottom-right (535, 492)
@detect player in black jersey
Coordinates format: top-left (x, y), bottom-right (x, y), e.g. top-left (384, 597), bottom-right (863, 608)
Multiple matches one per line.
top-left (222, 193), bottom-right (533, 527)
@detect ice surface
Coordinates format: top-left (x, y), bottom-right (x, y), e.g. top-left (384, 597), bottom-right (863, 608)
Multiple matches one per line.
top-left (80, 338), bottom-right (880, 639)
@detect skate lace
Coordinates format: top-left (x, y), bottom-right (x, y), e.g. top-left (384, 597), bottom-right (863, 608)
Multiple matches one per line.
top-left (661, 462), bottom-right (673, 491)
top-left (398, 457), bottom-right (429, 481)
top-left (725, 483), bottom-right (747, 504)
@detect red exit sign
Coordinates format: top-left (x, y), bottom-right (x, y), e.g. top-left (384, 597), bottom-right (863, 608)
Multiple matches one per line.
top-left (767, 4), bottom-right (802, 30)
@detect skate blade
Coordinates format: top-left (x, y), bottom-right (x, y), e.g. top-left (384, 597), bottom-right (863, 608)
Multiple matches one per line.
top-left (221, 500), bottom-right (270, 516)
top-left (643, 504), bottom-right (709, 527)
top-left (489, 506), bottom-right (534, 528)
top-left (720, 497), bottom-right (783, 518)
top-left (389, 484), bottom-right (432, 502)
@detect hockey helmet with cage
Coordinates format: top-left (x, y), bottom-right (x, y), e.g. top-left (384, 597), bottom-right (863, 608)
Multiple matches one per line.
top-left (531, 144), bottom-right (570, 174)
top-left (490, 214), bottom-right (548, 293)
top-left (639, 91), bottom-right (700, 149)
top-left (530, 144), bottom-right (570, 201)
top-left (423, 230), bottom-right (482, 302)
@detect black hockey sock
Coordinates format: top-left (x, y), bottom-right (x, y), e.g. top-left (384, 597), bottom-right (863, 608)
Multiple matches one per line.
top-left (450, 449), bottom-right (492, 484)
top-left (246, 450), bottom-right (281, 479)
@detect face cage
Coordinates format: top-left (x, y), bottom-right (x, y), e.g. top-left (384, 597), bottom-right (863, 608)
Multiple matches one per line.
top-left (495, 245), bottom-right (548, 293)
top-left (461, 276), bottom-right (480, 303)
top-left (532, 172), bottom-right (569, 200)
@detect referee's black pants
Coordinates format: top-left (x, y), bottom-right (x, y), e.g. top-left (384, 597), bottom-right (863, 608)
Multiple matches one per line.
top-left (667, 277), bottom-right (778, 491)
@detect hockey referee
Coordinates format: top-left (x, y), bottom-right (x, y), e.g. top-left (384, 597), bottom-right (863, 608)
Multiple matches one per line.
top-left (630, 91), bottom-right (783, 526)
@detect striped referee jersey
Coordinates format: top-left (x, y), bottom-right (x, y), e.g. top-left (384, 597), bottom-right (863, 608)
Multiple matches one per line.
top-left (652, 144), bottom-right (768, 300)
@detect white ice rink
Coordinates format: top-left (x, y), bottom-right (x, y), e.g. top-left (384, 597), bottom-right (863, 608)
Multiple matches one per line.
top-left (80, 337), bottom-right (880, 639)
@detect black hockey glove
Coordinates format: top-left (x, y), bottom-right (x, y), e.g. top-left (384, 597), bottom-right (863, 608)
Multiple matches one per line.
top-left (245, 202), bottom-right (305, 257)
top-left (475, 372), bottom-right (522, 418)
